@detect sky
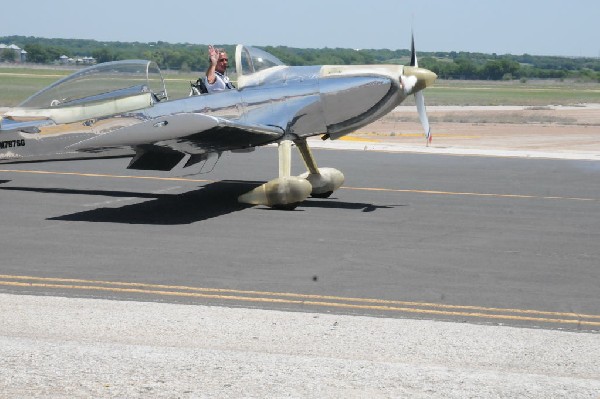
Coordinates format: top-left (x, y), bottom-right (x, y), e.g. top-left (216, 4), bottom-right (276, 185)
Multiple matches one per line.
top-left (1, 0), bottom-right (599, 57)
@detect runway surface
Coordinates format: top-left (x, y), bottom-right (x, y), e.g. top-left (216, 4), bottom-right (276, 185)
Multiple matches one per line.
top-left (1, 145), bottom-right (599, 331)
top-left (2, 144), bottom-right (600, 397)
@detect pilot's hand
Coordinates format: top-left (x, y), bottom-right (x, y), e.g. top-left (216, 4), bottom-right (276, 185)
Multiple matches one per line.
top-left (208, 45), bottom-right (218, 66)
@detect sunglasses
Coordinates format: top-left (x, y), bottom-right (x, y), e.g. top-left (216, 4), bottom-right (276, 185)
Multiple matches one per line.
top-left (218, 58), bottom-right (229, 62)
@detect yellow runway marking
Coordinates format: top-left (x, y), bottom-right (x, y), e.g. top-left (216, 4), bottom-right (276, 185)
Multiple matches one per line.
top-left (1, 168), bottom-right (598, 202)
top-left (0, 168), bottom-right (213, 183)
top-left (343, 186), bottom-right (599, 202)
top-left (351, 133), bottom-right (481, 139)
top-left (339, 136), bottom-right (380, 142)
top-left (0, 72), bottom-right (66, 78)
top-left (1, 275), bottom-right (599, 328)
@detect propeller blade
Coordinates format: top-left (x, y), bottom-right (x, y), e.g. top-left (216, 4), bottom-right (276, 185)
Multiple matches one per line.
top-left (407, 31), bottom-right (433, 145)
top-left (410, 32), bottom-right (417, 67)
top-left (415, 91), bottom-right (432, 146)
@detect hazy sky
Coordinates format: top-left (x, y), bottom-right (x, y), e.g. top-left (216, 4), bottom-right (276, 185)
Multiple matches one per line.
top-left (2, 0), bottom-right (599, 57)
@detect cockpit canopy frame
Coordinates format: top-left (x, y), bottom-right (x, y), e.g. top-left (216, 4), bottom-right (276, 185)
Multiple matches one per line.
top-left (235, 45), bottom-right (287, 89)
top-left (19, 60), bottom-right (167, 109)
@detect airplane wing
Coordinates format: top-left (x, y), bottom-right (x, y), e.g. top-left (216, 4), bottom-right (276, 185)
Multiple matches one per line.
top-left (67, 113), bottom-right (284, 170)
top-left (68, 113), bottom-right (283, 152)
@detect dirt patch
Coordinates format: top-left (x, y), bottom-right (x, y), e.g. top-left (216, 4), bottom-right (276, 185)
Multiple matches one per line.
top-left (354, 105), bottom-right (600, 154)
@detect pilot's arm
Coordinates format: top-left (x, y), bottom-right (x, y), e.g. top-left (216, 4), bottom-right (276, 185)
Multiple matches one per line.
top-left (205, 45), bottom-right (218, 85)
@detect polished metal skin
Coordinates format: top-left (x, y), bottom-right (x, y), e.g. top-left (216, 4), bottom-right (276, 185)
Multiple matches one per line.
top-left (0, 44), bottom-right (436, 208)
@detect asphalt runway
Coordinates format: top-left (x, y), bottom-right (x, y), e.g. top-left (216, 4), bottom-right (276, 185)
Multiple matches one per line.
top-left (1, 146), bottom-right (599, 331)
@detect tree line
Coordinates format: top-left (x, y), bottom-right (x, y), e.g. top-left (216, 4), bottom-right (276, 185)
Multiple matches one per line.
top-left (2, 35), bottom-right (599, 82)
top-left (418, 52), bottom-right (600, 81)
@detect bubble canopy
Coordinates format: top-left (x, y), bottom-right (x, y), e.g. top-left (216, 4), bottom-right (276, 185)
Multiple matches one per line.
top-left (19, 60), bottom-right (167, 108)
top-left (235, 45), bottom-right (284, 77)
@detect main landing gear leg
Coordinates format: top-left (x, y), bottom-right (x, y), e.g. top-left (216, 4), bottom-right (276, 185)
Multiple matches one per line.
top-left (295, 138), bottom-right (344, 198)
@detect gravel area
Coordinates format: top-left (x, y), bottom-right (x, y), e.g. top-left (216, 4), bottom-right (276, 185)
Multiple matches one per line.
top-left (1, 293), bottom-right (599, 398)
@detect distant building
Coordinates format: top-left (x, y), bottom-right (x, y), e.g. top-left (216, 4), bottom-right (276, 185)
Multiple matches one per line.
top-left (0, 43), bottom-right (26, 63)
top-left (58, 54), bottom-right (96, 65)
top-left (82, 56), bottom-right (96, 65)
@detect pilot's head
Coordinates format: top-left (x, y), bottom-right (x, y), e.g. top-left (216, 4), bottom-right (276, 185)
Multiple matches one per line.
top-left (216, 50), bottom-right (229, 74)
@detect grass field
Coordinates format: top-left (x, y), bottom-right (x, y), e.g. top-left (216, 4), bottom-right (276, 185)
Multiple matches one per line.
top-left (1, 65), bottom-right (599, 107)
top-left (421, 80), bottom-right (600, 106)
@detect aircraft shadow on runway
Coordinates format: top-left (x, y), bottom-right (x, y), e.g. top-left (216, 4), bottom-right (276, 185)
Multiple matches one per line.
top-left (2, 181), bottom-right (399, 224)
top-left (2, 181), bottom-right (259, 224)
top-left (300, 199), bottom-right (400, 212)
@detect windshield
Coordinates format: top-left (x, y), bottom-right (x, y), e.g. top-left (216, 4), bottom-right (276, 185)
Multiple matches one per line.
top-left (20, 60), bottom-right (167, 108)
top-left (235, 45), bottom-right (287, 89)
top-left (235, 45), bottom-right (284, 77)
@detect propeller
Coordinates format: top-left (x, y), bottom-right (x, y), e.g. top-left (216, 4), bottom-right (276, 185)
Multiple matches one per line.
top-left (415, 90), bottom-right (431, 145)
top-left (401, 32), bottom-right (435, 146)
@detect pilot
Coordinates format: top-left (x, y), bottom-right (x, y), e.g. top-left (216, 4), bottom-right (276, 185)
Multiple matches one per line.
top-left (204, 45), bottom-right (235, 93)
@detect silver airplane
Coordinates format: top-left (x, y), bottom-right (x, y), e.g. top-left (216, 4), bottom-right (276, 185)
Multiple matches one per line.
top-left (0, 40), bottom-right (436, 209)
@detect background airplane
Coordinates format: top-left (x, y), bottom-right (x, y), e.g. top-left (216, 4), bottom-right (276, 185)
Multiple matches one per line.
top-left (0, 38), bottom-right (436, 209)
